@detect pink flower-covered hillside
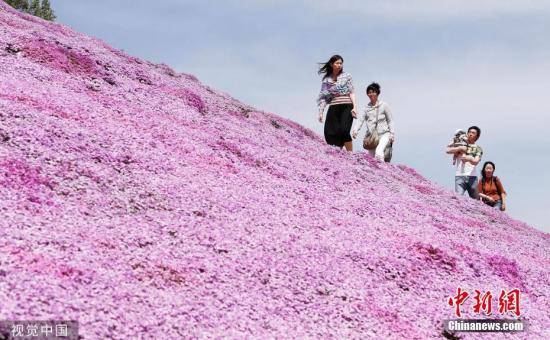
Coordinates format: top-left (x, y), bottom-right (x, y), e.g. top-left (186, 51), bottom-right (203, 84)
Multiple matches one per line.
top-left (0, 2), bottom-right (548, 339)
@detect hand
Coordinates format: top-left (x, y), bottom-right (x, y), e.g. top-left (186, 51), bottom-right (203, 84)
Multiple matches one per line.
top-left (318, 112), bottom-right (323, 123)
top-left (352, 131), bottom-right (358, 139)
top-left (458, 145), bottom-right (467, 152)
top-left (500, 203), bottom-right (506, 211)
top-left (459, 154), bottom-right (470, 162)
top-left (479, 193), bottom-right (493, 203)
top-left (351, 107), bottom-right (357, 118)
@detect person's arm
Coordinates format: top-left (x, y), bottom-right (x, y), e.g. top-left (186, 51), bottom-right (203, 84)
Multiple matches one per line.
top-left (317, 81), bottom-right (328, 122)
top-left (500, 192), bottom-right (507, 210)
top-left (446, 145), bottom-right (467, 154)
top-left (497, 178), bottom-right (507, 211)
top-left (479, 193), bottom-right (494, 202)
top-left (478, 181), bottom-right (495, 203)
top-left (352, 109), bottom-right (366, 138)
top-left (384, 103), bottom-right (395, 142)
top-left (477, 180), bottom-right (483, 199)
top-left (459, 154), bottom-right (481, 165)
top-left (346, 74), bottom-right (357, 118)
top-left (350, 91), bottom-right (357, 118)
top-left (318, 102), bottom-right (326, 122)
top-left (460, 146), bottom-right (482, 165)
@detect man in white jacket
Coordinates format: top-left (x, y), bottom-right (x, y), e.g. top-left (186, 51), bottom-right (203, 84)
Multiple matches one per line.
top-left (352, 82), bottom-right (394, 161)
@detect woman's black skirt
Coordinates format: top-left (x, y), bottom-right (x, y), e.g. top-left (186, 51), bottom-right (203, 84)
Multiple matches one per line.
top-left (324, 104), bottom-right (353, 147)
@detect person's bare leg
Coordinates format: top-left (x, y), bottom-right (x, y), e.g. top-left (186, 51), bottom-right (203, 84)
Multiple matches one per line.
top-left (344, 141), bottom-right (353, 151)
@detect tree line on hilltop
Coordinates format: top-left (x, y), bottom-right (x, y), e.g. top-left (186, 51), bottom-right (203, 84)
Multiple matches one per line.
top-left (5, 0), bottom-right (56, 21)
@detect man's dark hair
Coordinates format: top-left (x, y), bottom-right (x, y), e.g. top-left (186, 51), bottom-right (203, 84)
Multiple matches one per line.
top-left (468, 126), bottom-right (481, 140)
top-left (366, 82), bottom-right (381, 95)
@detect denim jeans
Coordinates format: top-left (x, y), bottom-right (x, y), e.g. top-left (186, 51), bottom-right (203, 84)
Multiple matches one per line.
top-left (455, 176), bottom-right (479, 199)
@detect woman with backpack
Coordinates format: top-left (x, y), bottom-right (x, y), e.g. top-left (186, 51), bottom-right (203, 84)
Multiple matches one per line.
top-left (478, 161), bottom-right (507, 211)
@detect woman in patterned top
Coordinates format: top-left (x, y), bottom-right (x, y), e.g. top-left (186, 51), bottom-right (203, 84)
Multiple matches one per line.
top-left (478, 161), bottom-right (507, 211)
top-left (317, 55), bottom-right (357, 151)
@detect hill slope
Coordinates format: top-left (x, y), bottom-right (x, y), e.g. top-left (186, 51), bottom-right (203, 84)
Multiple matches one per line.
top-left (0, 3), bottom-right (548, 339)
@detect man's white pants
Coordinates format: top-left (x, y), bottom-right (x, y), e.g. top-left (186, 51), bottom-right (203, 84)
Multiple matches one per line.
top-left (368, 132), bottom-right (391, 161)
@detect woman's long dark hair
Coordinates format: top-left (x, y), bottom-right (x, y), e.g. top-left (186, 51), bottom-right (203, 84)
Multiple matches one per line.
top-left (318, 55), bottom-right (343, 79)
top-left (481, 161), bottom-right (496, 184)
